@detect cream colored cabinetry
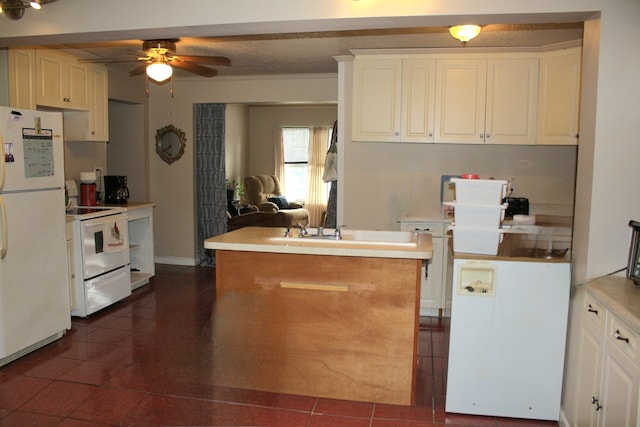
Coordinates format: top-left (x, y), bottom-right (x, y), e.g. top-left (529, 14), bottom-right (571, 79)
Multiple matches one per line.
top-left (399, 220), bottom-right (450, 316)
top-left (64, 64), bottom-right (109, 142)
top-left (434, 57), bottom-right (538, 144)
top-left (127, 206), bottom-right (155, 290)
top-left (8, 49), bottom-right (36, 110)
top-left (537, 47), bottom-right (581, 145)
top-left (35, 49), bottom-right (90, 111)
top-left (352, 56), bottom-right (436, 143)
top-left (572, 291), bottom-right (640, 427)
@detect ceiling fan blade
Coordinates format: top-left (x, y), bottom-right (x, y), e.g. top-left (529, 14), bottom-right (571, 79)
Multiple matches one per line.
top-left (129, 62), bottom-right (148, 77)
top-left (174, 55), bottom-right (231, 66)
top-left (171, 61), bottom-right (218, 78)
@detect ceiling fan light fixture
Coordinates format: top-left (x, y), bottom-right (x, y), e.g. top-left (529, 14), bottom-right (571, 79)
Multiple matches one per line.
top-left (449, 25), bottom-right (481, 45)
top-left (146, 62), bottom-right (173, 82)
top-left (29, 1), bottom-right (42, 9)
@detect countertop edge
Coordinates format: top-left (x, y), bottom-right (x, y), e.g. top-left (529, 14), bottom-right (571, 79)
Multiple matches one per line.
top-left (204, 227), bottom-right (433, 260)
top-left (587, 275), bottom-right (640, 333)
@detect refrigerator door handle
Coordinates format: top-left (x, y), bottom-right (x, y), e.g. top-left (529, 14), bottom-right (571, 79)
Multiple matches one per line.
top-left (0, 196), bottom-right (6, 259)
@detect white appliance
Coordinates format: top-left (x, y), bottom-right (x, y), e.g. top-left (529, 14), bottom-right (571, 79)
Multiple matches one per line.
top-left (66, 206), bottom-right (131, 317)
top-left (446, 258), bottom-right (571, 420)
top-left (0, 107), bottom-right (71, 367)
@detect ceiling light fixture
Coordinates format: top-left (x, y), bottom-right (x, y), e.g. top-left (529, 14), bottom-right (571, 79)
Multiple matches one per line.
top-left (0, 0), bottom-right (55, 20)
top-left (449, 25), bottom-right (481, 46)
top-left (146, 61), bottom-right (173, 82)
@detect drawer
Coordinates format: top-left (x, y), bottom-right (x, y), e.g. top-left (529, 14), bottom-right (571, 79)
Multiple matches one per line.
top-left (607, 314), bottom-right (639, 362)
top-left (582, 293), bottom-right (605, 332)
top-left (400, 222), bottom-right (444, 237)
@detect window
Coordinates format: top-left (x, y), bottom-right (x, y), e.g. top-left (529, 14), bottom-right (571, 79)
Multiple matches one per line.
top-left (282, 127), bottom-right (310, 202)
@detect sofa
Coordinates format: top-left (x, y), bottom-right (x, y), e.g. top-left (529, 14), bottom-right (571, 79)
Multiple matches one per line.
top-left (243, 175), bottom-right (309, 225)
top-left (227, 210), bottom-right (295, 232)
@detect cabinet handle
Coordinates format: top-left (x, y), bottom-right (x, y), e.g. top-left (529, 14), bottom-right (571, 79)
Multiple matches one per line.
top-left (479, 133), bottom-right (484, 139)
top-left (485, 133), bottom-right (491, 139)
top-left (414, 228), bottom-right (431, 232)
top-left (614, 329), bottom-right (630, 343)
top-left (63, 97), bottom-right (70, 102)
top-left (428, 132), bottom-right (433, 137)
top-left (591, 396), bottom-right (602, 411)
top-left (586, 304), bottom-right (598, 315)
top-left (394, 131), bottom-right (400, 136)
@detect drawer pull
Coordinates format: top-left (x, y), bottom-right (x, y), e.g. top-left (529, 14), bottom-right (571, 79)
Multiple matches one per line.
top-left (614, 329), bottom-right (630, 343)
top-left (591, 396), bottom-right (602, 411)
top-left (280, 282), bottom-right (348, 292)
top-left (586, 304), bottom-right (598, 315)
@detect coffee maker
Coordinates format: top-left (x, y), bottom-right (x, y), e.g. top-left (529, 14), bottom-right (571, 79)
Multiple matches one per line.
top-left (104, 175), bottom-right (130, 204)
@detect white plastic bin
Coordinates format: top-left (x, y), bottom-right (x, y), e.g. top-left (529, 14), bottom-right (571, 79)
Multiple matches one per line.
top-left (449, 226), bottom-right (505, 255)
top-left (445, 202), bottom-right (507, 228)
top-left (451, 178), bottom-right (508, 205)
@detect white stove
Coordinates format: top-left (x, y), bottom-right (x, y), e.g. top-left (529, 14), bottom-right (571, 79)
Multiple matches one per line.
top-left (66, 205), bottom-right (131, 317)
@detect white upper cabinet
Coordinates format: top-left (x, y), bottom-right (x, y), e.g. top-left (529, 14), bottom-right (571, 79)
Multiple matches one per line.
top-left (537, 47), bottom-right (582, 145)
top-left (434, 57), bottom-right (538, 144)
top-left (64, 64), bottom-right (109, 142)
top-left (36, 49), bottom-right (90, 111)
top-left (352, 56), bottom-right (436, 143)
top-left (8, 49), bottom-right (36, 110)
top-left (352, 57), bottom-right (402, 142)
top-left (401, 58), bottom-right (437, 143)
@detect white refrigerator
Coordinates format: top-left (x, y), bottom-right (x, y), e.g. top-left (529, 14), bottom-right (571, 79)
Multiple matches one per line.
top-left (0, 106), bottom-right (71, 366)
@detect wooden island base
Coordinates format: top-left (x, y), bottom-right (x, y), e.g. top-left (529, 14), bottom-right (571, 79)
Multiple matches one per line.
top-left (211, 250), bottom-right (422, 405)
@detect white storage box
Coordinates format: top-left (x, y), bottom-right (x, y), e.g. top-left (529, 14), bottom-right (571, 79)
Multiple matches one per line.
top-left (451, 178), bottom-right (508, 205)
top-left (445, 202), bottom-right (507, 228)
top-left (449, 226), bottom-right (505, 255)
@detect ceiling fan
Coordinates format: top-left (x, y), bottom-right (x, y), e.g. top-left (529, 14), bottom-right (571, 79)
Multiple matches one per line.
top-left (83, 39), bottom-right (231, 82)
top-left (0, 0), bottom-right (57, 20)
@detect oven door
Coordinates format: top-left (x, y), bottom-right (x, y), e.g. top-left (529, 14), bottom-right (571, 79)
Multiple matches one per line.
top-left (80, 213), bottom-right (130, 279)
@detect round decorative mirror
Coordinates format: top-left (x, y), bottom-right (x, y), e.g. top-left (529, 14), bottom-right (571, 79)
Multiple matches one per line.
top-left (155, 124), bottom-right (186, 165)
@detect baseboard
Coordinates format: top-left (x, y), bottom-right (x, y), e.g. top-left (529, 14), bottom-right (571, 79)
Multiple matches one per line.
top-left (558, 408), bottom-right (570, 427)
top-left (154, 256), bottom-right (197, 266)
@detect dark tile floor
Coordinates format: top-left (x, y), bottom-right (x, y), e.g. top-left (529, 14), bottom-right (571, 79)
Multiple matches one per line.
top-left (0, 264), bottom-right (560, 426)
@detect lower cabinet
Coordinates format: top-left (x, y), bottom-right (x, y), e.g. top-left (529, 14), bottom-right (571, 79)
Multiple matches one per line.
top-left (399, 219), bottom-right (450, 317)
top-left (571, 290), bottom-right (640, 426)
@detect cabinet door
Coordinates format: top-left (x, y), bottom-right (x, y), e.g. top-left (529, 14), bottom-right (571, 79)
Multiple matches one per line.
top-left (89, 65), bottom-right (109, 141)
top-left (401, 58), bottom-right (436, 143)
top-left (599, 343), bottom-right (639, 427)
top-left (36, 51), bottom-right (66, 108)
top-left (400, 221), bottom-right (444, 316)
top-left (572, 325), bottom-right (602, 427)
top-left (485, 58), bottom-right (538, 145)
top-left (66, 60), bottom-right (90, 111)
top-left (352, 57), bottom-right (402, 142)
top-left (8, 49), bottom-right (36, 110)
top-left (434, 59), bottom-right (486, 144)
top-left (537, 48), bottom-right (581, 145)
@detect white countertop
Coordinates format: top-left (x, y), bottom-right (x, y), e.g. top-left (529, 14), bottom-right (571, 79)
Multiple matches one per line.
top-left (204, 226), bottom-right (433, 260)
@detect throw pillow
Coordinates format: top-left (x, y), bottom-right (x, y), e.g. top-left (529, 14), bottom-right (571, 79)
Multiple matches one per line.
top-left (268, 196), bottom-right (290, 210)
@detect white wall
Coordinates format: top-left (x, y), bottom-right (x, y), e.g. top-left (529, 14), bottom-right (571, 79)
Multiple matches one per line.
top-left (224, 104), bottom-right (250, 191)
top-left (248, 105), bottom-right (337, 175)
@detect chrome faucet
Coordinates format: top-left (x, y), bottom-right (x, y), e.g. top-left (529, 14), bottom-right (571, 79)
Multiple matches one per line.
top-left (299, 223), bottom-right (308, 237)
top-left (334, 225), bottom-right (346, 240)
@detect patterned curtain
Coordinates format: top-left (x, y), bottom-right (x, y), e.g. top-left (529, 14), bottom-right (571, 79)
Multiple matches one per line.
top-left (195, 103), bottom-right (227, 266)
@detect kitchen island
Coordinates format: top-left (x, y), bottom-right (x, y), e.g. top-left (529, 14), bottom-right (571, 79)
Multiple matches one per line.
top-left (204, 227), bottom-right (432, 405)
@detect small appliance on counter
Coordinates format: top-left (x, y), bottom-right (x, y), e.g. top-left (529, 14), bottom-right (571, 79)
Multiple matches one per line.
top-left (104, 175), bottom-right (130, 204)
top-left (627, 220), bottom-right (640, 285)
top-left (503, 197), bottom-right (529, 217)
top-left (79, 171), bottom-right (97, 206)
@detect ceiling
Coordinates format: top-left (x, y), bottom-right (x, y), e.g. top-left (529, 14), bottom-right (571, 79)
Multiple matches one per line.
top-left (58, 23), bottom-right (583, 78)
